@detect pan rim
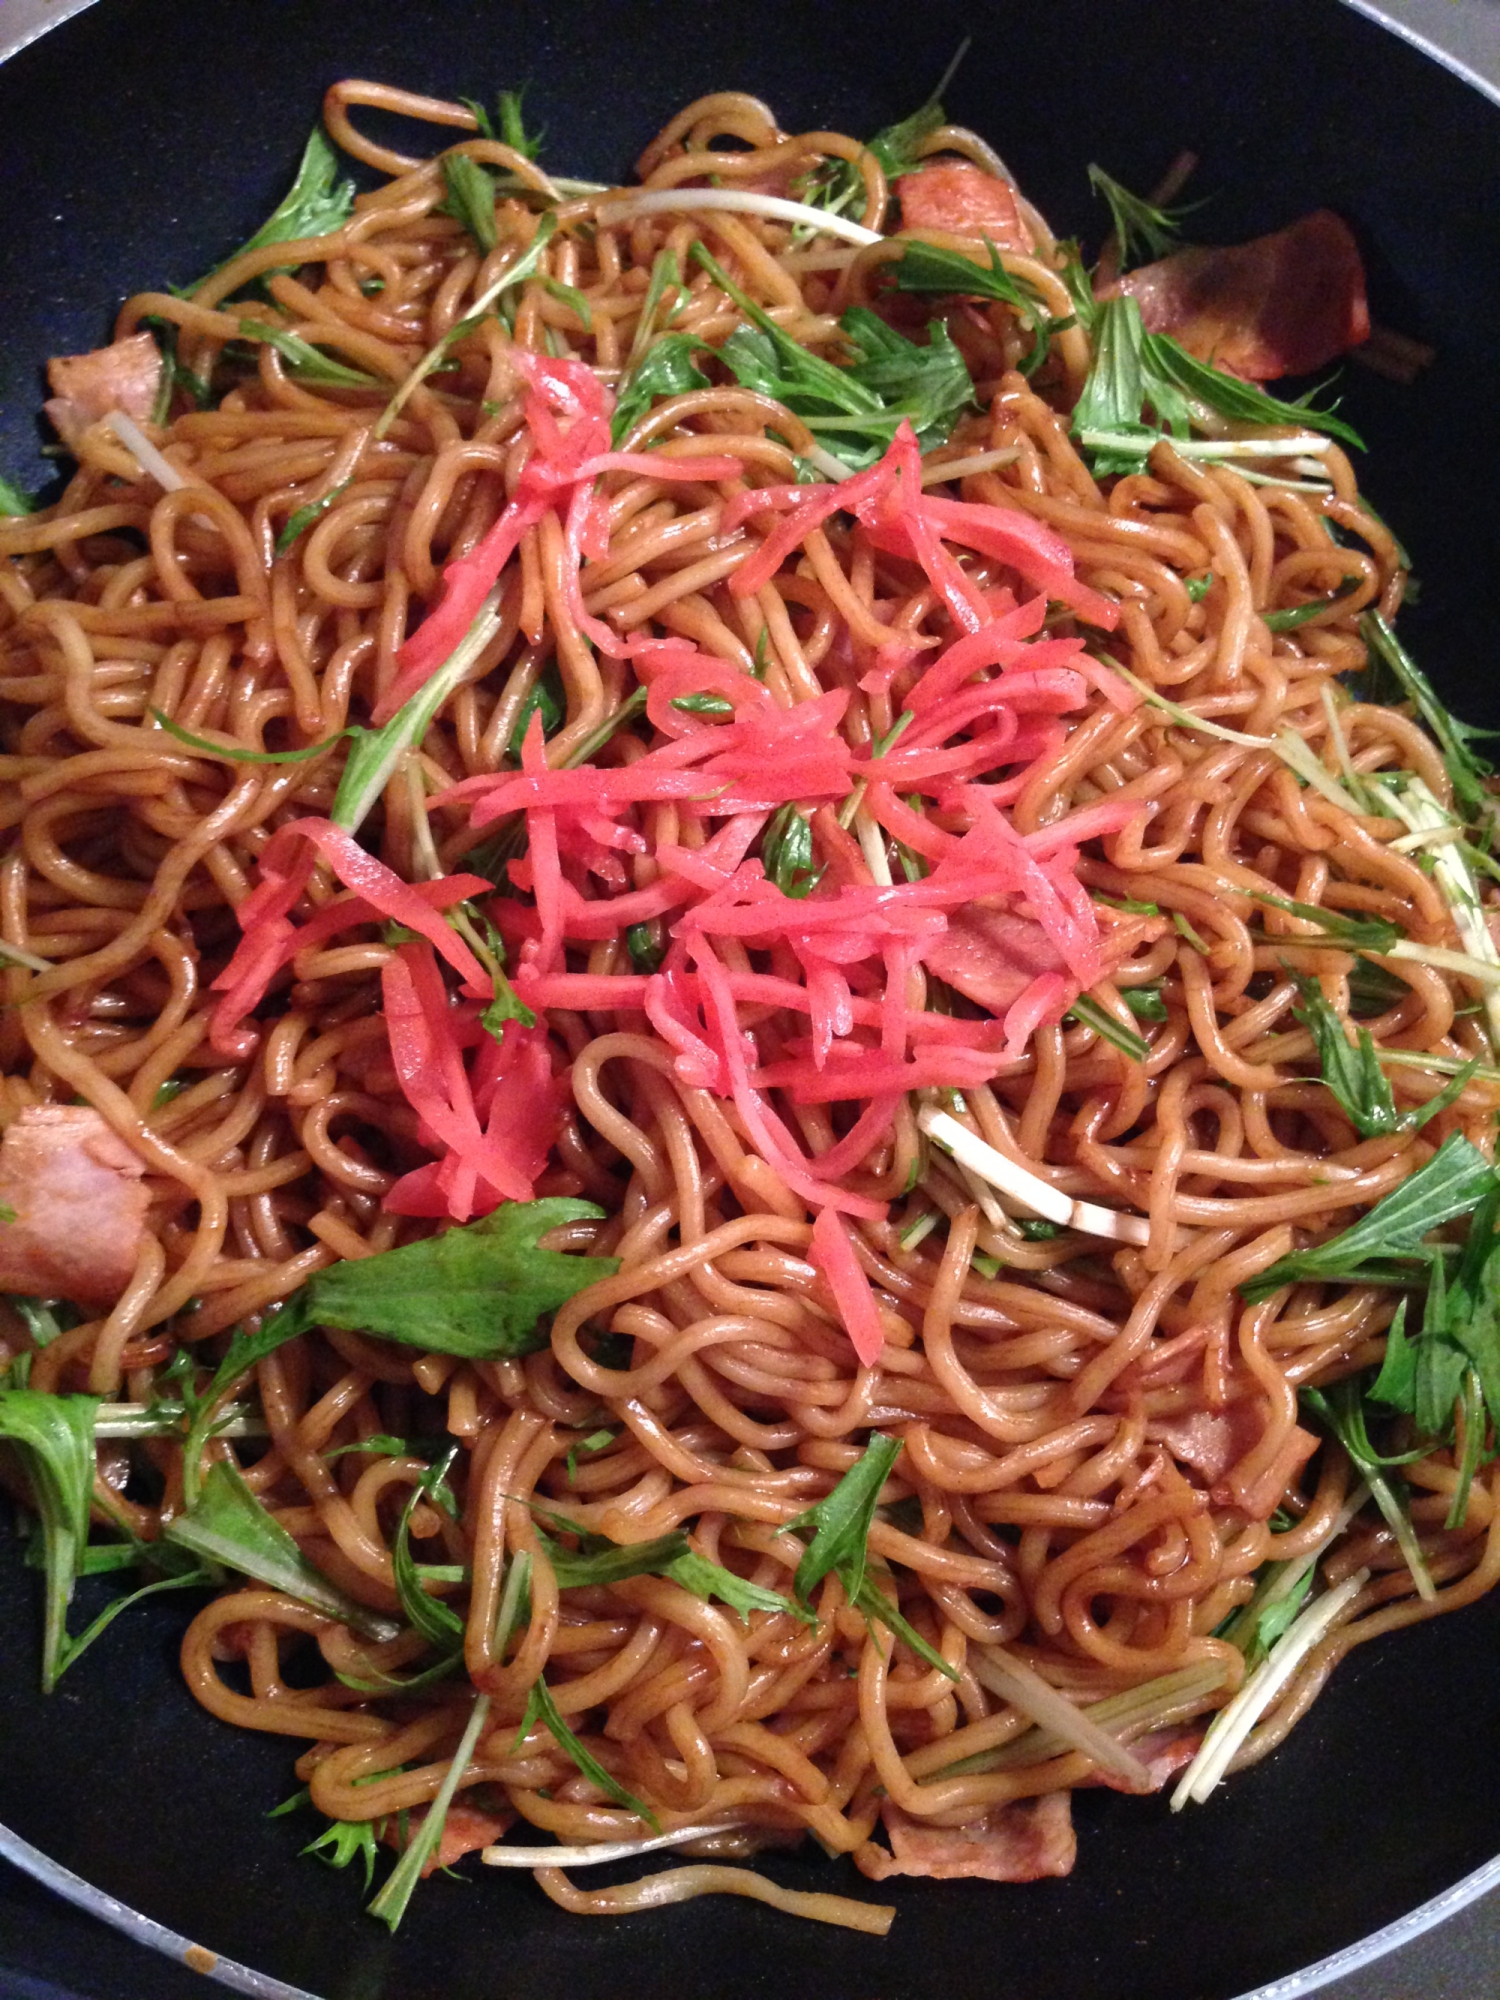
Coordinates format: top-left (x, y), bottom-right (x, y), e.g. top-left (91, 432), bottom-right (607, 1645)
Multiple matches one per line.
top-left (1, 3), bottom-right (1498, 1997)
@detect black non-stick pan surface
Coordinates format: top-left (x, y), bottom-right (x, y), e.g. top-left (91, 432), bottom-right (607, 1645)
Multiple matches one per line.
top-left (2, 4), bottom-right (1499, 1997)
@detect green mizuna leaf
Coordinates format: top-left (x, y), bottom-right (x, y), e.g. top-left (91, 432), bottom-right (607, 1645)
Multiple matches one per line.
top-left (1419, 1183), bottom-right (1500, 1443)
top-left (626, 921), bottom-right (665, 974)
top-left (1288, 968), bottom-right (1476, 1138)
top-left (1243, 1567), bottom-right (1314, 1672)
top-left (1066, 993), bottom-right (1149, 1061)
top-left (440, 153), bottom-right (500, 254)
top-left (1300, 1374), bottom-right (1436, 1597)
top-left (784, 1434), bottom-right (957, 1680)
top-left (541, 276), bottom-right (592, 329)
top-left (1261, 580), bottom-right (1359, 630)
top-left (837, 306), bottom-right (974, 448)
top-left (166, 1460), bottom-right (400, 1639)
top-left (185, 128), bottom-right (355, 297)
top-left (611, 333), bottom-right (712, 447)
top-left (375, 213), bottom-right (561, 440)
top-left (392, 1451), bottom-right (467, 1657)
top-left (280, 1197), bottom-right (619, 1362)
top-left (150, 706), bottom-right (359, 765)
top-left (0, 1389), bottom-right (101, 1689)
top-left (1144, 328), bottom-right (1363, 450)
top-left (368, 1692), bottom-right (491, 1929)
top-left (513, 1677), bottom-right (658, 1830)
top-left (1121, 983), bottom-right (1168, 1021)
top-left (786, 1433), bottom-right (902, 1607)
top-left (276, 478), bottom-right (354, 555)
top-left (331, 585), bottom-right (508, 833)
top-left (465, 86), bottom-right (544, 160)
top-left (236, 320), bottom-right (378, 388)
top-left (508, 662), bottom-right (565, 755)
top-left (179, 1297), bottom-right (313, 1507)
top-left (1073, 292), bottom-right (1144, 435)
top-left (533, 1511), bottom-right (811, 1624)
top-left (1241, 1132), bottom-right (1498, 1301)
top-left (796, 42), bottom-right (968, 225)
top-left (1360, 610), bottom-right (1498, 832)
top-left (849, 1570), bottom-right (954, 1678)
top-left (1069, 289), bottom-right (1363, 479)
top-left (1370, 1297), bottom-right (1418, 1413)
top-left (664, 1547), bottom-right (814, 1625)
top-left (304, 1814), bottom-right (385, 1893)
top-left (894, 238), bottom-right (1068, 378)
top-left (613, 319), bottom-right (712, 442)
top-left (693, 240), bottom-right (969, 471)
top-left (671, 693), bottom-right (735, 717)
top-left (760, 804), bottom-right (824, 900)
top-left (541, 1525), bottom-right (693, 1590)
top-left (1250, 890), bottom-right (1405, 955)
top-left (1087, 163), bottom-right (1192, 269)
top-left (0, 474), bottom-right (39, 516)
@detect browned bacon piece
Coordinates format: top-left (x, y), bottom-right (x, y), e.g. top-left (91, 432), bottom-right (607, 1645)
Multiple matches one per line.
top-left (894, 162), bottom-right (1034, 252)
top-left (383, 1800), bottom-right (514, 1876)
top-left (855, 1793), bottom-right (1076, 1882)
top-left (921, 904), bottom-right (1069, 1016)
top-left (44, 330), bottom-right (163, 447)
top-left (0, 1105), bottom-right (149, 1307)
top-left (1110, 210), bottom-right (1370, 382)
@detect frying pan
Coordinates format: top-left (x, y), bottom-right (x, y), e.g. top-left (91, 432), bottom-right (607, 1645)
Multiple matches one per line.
top-left (2, 3), bottom-right (1499, 1995)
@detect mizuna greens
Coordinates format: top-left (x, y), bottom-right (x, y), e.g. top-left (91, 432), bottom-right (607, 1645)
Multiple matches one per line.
top-left (5, 64), bottom-right (1499, 1940)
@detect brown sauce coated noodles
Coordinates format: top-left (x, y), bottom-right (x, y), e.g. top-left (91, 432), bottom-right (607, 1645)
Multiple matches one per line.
top-left (2, 80), bottom-right (1498, 1924)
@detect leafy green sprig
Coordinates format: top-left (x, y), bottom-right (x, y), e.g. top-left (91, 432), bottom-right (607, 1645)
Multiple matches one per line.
top-left (183, 128), bottom-right (355, 298)
top-left (1287, 966), bottom-right (1476, 1137)
top-left (1087, 163), bottom-right (1193, 270)
top-left (784, 1434), bottom-right (957, 1680)
top-left (1241, 1131), bottom-right (1497, 1300)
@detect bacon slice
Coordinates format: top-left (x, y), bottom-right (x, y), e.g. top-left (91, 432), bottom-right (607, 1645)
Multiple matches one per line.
top-left (1087, 1730), bottom-right (1202, 1795)
top-left (1111, 210), bottom-right (1369, 382)
top-left (856, 1794), bottom-right (1075, 1883)
top-left (383, 1799), bottom-right (513, 1876)
top-left (0, 1106), bottom-right (149, 1307)
top-left (894, 164), bottom-right (1033, 252)
top-left (1148, 1403), bottom-right (1264, 1485)
top-left (45, 331), bottom-right (163, 447)
top-left (922, 904), bottom-right (1073, 1016)
top-left (1150, 1404), bottom-right (1318, 1518)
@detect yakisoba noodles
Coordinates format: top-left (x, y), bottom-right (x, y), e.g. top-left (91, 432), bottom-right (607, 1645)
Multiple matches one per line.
top-left (1, 76), bottom-right (1498, 1932)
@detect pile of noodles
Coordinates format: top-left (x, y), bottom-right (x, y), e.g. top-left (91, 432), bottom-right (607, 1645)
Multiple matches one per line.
top-left (2, 79), bottom-right (1499, 1930)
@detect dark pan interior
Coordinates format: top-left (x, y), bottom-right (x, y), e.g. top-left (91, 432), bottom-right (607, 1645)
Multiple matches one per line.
top-left (1, 3), bottom-right (1498, 1997)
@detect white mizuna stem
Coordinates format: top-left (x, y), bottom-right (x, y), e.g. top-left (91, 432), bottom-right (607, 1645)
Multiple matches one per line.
top-left (0, 939), bottom-right (54, 973)
top-left (853, 809), bottom-right (894, 889)
top-left (594, 188), bottom-right (884, 247)
top-left (1389, 939), bottom-right (1500, 988)
top-left (1079, 431), bottom-right (1331, 462)
top-left (1110, 663), bottom-right (1274, 750)
top-left (971, 1646), bottom-right (1156, 1792)
top-left (94, 1403), bottom-right (266, 1439)
top-left (800, 443), bottom-right (860, 482)
top-left (1233, 468), bottom-right (1333, 493)
top-left (1274, 728), bottom-right (1365, 814)
top-left (482, 1822), bottom-right (742, 1868)
top-left (1389, 825), bottom-right (1464, 854)
top-left (948, 1660), bottom-right (1229, 1777)
top-left (1171, 1568), bottom-right (1369, 1810)
top-left (918, 1106), bottom-right (1151, 1245)
top-left (332, 584), bottom-right (506, 833)
top-left (1369, 774), bottom-right (1500, 1046)
top-left (105, 410), bottom-right (190, 492)
top-left (920, 446), bottom-right (1022, 486)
